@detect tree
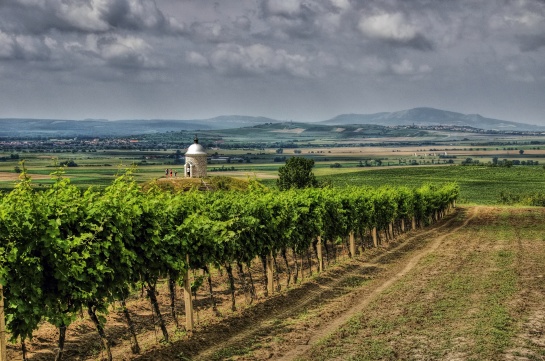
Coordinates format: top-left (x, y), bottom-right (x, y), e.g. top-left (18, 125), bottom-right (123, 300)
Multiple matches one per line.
top-left (277, 157), bottom-right (318, 190)
top-left (519, 149), bottom-right (524, 155)
top-left (59, 160), bottom-right (78, 167)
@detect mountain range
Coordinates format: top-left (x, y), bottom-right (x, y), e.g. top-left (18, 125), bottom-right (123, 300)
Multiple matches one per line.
top-left (320, 107), bottom-right (541, 131)
top-left (0, 108), bottom-right (541, 138)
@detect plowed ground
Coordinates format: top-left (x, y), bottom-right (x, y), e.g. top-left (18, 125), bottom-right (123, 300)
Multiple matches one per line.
top-left (8, 206), bottom-right (545, 360)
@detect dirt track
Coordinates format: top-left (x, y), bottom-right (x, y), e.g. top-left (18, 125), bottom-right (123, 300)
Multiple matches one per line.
top-left (133, 207), bottom-right (473, 361)
top-left (9, 206), bottom-right (545, 360)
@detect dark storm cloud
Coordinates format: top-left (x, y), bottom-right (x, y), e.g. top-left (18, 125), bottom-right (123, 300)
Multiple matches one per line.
top-left (518, 34), bottom-right (545, 51)
top-left (0, 0), bottom-right (183, 70)
top-left (257, 0), bottom-right (356, 40)
top-left (507, 0), bottom-right (545, 52)
top-left (0, 0), bottom-right (185, 35)
top-left (0, 0), bottom-right (544, 124)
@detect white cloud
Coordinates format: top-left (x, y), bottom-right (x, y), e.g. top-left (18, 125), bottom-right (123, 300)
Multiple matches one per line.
top-left (330, 0), bottom-right (350, 11)
top-left (505, 62), bottom-right (536, 82)
top-left (358, 12), bottom-right (418, 42)
top-left (186, 51), bottom-right (209, 67)
top-left (359, 56), bottom-right (388, 74)
top-left (56, 0), bottom-right (110, 32)
top-left (191, 21), bottom-right (225, 42)
top-left (15, 35), bottom-right (51, 60)
top-left (391, 59), bottom-right (412, 74)
top-left (0, 31), bottom-right (52, 60)
top-left (80, 34), bottom-right (162, 68)
top-left (209, 43), bottom-right (311, 77)
top-left (320, 13), bottom-right (342, 34)
top-left (0, 31), bottom-right (15, 59)
top-left (166, 16), bottom-right (187, 34)
top-left (233, 16), bottom-right (251, 31)
top-left (391, 59), bottom-right (432, 75)
top-left (124, 0), bottom-right (165, 29)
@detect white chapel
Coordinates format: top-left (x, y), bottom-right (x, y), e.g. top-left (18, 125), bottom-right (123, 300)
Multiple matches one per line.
top-left (184, 136), bottom-right (207, 178)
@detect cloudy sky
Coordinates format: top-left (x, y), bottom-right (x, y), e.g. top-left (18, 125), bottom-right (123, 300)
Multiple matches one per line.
top-left (0, 0), bottom-right (544, 124)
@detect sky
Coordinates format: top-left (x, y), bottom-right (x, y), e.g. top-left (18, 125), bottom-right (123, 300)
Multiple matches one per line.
top-left (0, 0), bottom-right (544, 124)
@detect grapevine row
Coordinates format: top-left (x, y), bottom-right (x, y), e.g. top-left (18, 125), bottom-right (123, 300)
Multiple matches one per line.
top-left (0, 170), bottom-right (458, 360)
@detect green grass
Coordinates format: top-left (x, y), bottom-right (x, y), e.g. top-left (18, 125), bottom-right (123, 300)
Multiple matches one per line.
top-left (318, 165), bottom-right (545, 205)
top-left (300, 207), bottom-right (544, 361)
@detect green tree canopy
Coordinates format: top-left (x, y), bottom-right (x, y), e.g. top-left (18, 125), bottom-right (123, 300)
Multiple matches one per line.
top-left (277, 157), bottom-right (318, 190)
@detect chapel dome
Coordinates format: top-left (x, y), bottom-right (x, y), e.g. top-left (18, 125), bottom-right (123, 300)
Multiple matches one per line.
top-left (185, 136), bottom-right (207, 156)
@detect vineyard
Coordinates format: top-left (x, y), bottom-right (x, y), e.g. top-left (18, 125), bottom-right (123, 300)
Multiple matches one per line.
top-left (0, 170), bottom-right (458, 360)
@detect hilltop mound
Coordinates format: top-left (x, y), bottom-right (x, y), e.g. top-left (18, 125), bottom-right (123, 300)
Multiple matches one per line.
top-left (148, 176), bottom-right (252, 192)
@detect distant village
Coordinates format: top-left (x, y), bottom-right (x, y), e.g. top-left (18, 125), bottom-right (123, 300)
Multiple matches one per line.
top-left (0, 124), bottom-right (543, 156)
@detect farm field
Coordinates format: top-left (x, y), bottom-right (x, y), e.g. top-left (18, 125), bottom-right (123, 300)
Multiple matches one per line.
top-left (0, 162), bottom-right (542, 205)
top-left (0, 138), bottom-right (544, 185)
top-left (0, 162), bottom-right (543, 205)
top-left (318, 165), bottom-right (545, 205)
top-left (7, 206), bottom-right (545, 360)
top-left (1, 144), bottom-right (544, 206)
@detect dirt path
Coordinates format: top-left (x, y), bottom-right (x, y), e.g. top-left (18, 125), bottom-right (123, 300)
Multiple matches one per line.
top-left (172, 208), bottom-right (469, 361)
top-left (275, 207), bottom-right (478, 361)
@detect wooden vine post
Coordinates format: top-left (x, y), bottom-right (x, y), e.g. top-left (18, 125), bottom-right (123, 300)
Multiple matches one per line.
top-left (388, 223), bottom-right (394, 240)
top-left (349, 231), bottom-right (356, 258)
top-left (183, 254), bottom-right (194, 332)
top-left (316, 236), bottom-right (324, 272)
top-left (0, 285), bottom-right (5, 361)
top-left (401, 218), bottom-right (405, 232)
top-left (411, 217), bottom-right (416, 230)
top-left (267, 251), bottom-right (274, 296)
top-left (372, 227), bottom-right (378, 247)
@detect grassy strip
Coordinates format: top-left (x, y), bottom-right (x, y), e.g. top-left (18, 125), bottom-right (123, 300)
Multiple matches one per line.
top-left (303, 208), bottom-right (522, 361)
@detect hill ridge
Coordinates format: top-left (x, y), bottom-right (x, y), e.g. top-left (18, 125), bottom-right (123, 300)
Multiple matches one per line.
top-left (321, 107), bottom-right (542, 131)
top-left (0, 108), bottom-right (542, 137)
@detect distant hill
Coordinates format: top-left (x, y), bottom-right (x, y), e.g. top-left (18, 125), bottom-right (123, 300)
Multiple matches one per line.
top-left (0, 116), bottom-right (281, 138)
top-left (322, 107), bottom-right (544, 131)
top-left (0, 108), bottom-right (542, 138)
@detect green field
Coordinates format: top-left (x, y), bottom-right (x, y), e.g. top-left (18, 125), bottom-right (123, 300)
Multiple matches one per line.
top-left (1, 147), bottom-right (543, 206)
top-left (259, 165), bottom-right (545, 206)
top-left (317, 165), bottom-right (545, 205)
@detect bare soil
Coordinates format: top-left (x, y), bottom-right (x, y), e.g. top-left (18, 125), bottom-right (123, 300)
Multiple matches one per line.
top-left (0, 172), bottom-right (50, 181)
top-left (7, 206), bottom-right (545, 360)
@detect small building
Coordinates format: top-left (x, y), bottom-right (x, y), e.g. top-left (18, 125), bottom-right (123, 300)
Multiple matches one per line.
top-left (184, 136), bottom-right (207, 178)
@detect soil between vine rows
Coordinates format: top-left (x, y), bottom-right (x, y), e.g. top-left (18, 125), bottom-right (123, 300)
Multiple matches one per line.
top-left (8, 206), bottom-right (545, 360)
